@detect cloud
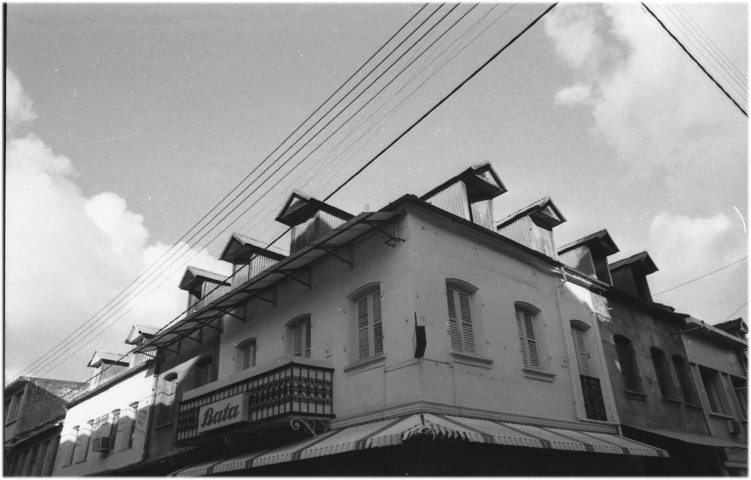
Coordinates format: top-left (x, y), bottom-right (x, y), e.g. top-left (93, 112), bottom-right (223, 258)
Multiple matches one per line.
top-left (5, 71), bottom-right (230, 383)
top-left (555, 84), bottom-right (592, 105)
top-left (646, 212), bottom-right (746, 323)
top-left (6, 69), bottom-right (37, 131)
top-left (543, 4), bottom-right (746, 179)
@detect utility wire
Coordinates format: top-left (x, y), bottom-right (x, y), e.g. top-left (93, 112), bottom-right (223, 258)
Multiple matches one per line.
top-left (12, 4), bottom-right (435, 382)
top-left (24, 4), bottom-right (469, 381)
top-left (653, 256), bottom-right (747, 296)
top-left (57, 3), bottom-right (556, 399)
top-left (722, 302), bottom-right (747, 323)
top-left (641, 3), bottom-right (747, 117)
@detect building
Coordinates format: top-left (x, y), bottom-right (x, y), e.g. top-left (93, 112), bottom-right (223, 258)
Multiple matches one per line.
top-left (558, 232), bottom-right (747, 475)
top-left (50, 327), bottom-right (158, 476)
top-left (128, 163), bottom-right (674, 475)
top-left (4, 377), bottom-right (84, 476)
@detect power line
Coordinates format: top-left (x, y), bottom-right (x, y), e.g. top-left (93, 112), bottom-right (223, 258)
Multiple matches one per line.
top-left (722, 302), bottom-right (747, 323)
top-left (653, 256), bottom-right (747, 296)
top-left (641, 2), bottom-right (747, 117)
top-left (57, 3), bottom-right (556, 400)
top-left (12, 4), bottom-right (437, 382)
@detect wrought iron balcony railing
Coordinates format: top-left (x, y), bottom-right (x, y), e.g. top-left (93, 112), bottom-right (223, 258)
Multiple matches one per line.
top-left (580, 374), bottom-right (607, 421)
top-left (176, 361), bottom-right (334, 443)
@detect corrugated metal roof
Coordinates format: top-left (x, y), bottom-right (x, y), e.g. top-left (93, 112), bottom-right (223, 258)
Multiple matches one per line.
top-left (558, 229), bottom-right (620, 257)
top-left (496, 197), bottom-right (566, 230)
top-left (169, 413), bottom-right (669, 476)
top-left (609, 251), bottom-right (658, 274)
top-left (179, 266), bottom-right (231, 291)
top-left (87, 351), bottom-right (129, 368)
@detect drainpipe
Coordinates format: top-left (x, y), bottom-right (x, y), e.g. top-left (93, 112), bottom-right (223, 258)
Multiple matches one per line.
top-left (141, 358), bottom-right (161, 465)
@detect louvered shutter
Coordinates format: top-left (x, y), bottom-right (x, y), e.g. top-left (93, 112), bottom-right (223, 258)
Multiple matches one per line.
top-left (57, 433), bottom-right (73, 467)
top-left (358, 296), bottom-right (369, 359)
top-left (118, 411), bottom-right (133, 451)
top-left (516, 309), bottom-right (539, 368)
top-left (293, 324), bottom-right (303, 357)
top-left (372, 291), bottom-right (383, 356)
top-left (304, 319), bottom-right (311, 358)
top-left (72, 425), bottom-right (88, 463)
top-left (458, 291), bottom-right (475, 353)
top-left (446, 289), bottom-right (462, 351)
top-left (572, 327), bottom-right (591, 376)
top-left (109, 411), bottom-right (121, 451)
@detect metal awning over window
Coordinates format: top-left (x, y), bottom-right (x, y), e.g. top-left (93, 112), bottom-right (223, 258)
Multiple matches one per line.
top-left (170, 413), bottom-right (668, 476)
top-left (136, 211), bottom-right (403, 354)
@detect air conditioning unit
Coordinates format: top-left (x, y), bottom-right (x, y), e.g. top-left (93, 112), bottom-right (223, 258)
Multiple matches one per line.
top-left (92, 436), bottom-right (112, 452)
top-left (727, 419), bottom-right (742, 434)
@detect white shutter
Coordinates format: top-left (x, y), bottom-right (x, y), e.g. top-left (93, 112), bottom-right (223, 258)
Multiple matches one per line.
top-left (304, 319), bottom-right (311, 358)
top-left (357, 297), bottom-right (369, 359)
top-left (573, 327), bottom-right (591, 376)
top-left (118, 412), bottom-right (133, 451)
top-left (517, 309), bottom-right (539, 368)
top-left (72, 426), bottom-right (88, 463)
top-left (458, 291), bottom-right (475, 353)
top-left (446, 289), bottom-right (462, 351)
top-left (293, 324), bottom-right (303, 357)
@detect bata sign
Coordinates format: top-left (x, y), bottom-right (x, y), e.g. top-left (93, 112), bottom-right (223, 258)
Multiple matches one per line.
top-left (197, 393), bottom-right (249, 434)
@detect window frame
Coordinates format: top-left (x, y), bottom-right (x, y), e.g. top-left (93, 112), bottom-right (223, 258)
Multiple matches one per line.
top-left (126, 402), bottom-right (139, 449)
top-left (445, 279), bottom-right (478, 355)
top-left (287, 315), bottom-right (312, 359)
top-left (699, 366), bottom-right (730, 415)
top-left (650, 347), bottom-right (678, 400)
top-left (515, 302), bottom-right (543, 370)
top-left (672, 355), bottom-right (699, 405)
top-left (194, 357), bottom-right (215, 387)
top-left (614, 334), bottom-right (643, 393)
top-left (235, 338), bottom-right (257, 372)
top-left (348, 283), bottom-right (384, 362)
top-left (570, 320), bottom-right (592, 377)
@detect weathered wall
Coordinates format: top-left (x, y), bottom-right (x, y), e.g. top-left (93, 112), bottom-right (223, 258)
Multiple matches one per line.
top-left (599, 300), bottom-right (708, 434)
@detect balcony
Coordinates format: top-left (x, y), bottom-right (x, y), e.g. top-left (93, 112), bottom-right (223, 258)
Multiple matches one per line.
top-left (176, 360), bottom-right (334, 444)
top-left (580, 375), bottom-right (607, 421)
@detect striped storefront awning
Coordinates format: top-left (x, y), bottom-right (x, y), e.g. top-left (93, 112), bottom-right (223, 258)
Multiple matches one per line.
top-left (171, 413), bottom-right (668, 476)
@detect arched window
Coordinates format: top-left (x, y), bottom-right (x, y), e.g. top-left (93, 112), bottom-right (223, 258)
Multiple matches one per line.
top-left (194, 357), bottom-right (214, 387)
top-left (287, 315), bottom-right (311, 359)
top-left (516, 303), bottom-right (542, 369)
top-left (446, 279), bottom-right (478, 354)
top-left (570, 321), bottom-right (592, 376)
top-left (614, 335), bottom-right (642, 392)
top-left (236, 339), bottom-right (257, 372)
top-left (349, 284), bottom-right (383, 361)
top-left (672, 355), bottom-right (699, 404)
top-left (651, 347), bottom-right (677, 399)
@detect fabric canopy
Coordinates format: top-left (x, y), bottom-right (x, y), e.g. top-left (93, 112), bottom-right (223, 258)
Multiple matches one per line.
top-left (627, 425), bottom-right (748, 449)
top-left (171, 413), bottom-right (668, 476)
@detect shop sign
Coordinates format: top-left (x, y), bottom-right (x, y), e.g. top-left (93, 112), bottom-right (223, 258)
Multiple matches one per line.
top-left (197, 393), bottom-right (249, 434)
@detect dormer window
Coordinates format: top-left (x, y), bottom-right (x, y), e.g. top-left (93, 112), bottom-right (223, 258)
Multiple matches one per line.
top-left (276, 191), bottom-right (353, 254)
top-left (179, 266), bottom-right (231, 312)
top-left (609, 252), bottom-right (658, 303)
top-left (421, 162), bottom-right (506, 230)
top-left (87, 351), bottom-right (130, 388)
top-left (220, 233), bottom-right (286, 289)
top-left (558, 230), bottom-right (620, 284)
top-left (497, 197), bottom-right (566, 258)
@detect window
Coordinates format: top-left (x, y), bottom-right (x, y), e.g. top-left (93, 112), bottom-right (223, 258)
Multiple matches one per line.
top-left (36, 441), bottom-right (50, 476)
top-left (731, 376), bottom-right (747, 419)
top-left (571, 321), bottom-right (591, 376)
top-left (5, 392), bottom-right (21, 424)
top-left (446, 281), bottom-right (477, 354)
top-left (350, 285), bottom-right (384, 361)
top-left (614, 335), bottom-right (642, 392)
top-left (672, 355), bottom-right (699, 404)
top-left (195, 357), bottom-right (214, 387)
top-left (236, 339), bottom-right (257, 372)
top-left (157, 373), bottom-right (178, 425)
top-left (25, 445), bottom-right (39, 476)
top-left (700, 366), bottom-right (729, 414)
top-left (64, 426), bottom-right (79, 466)
top-left (651, 347), bottom-right (678, 399)
top-left (516, 304), bottom-right (541, 368)
top-left (126, 402), bottom-right (139, 449)
top-left (288, 316), bottom-right (312, 358)
top-left (110, 410), bottom-right (121, 450)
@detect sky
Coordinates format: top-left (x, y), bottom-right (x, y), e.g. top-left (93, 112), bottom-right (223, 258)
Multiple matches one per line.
top-left (5, 3), bottom-right (748, 384)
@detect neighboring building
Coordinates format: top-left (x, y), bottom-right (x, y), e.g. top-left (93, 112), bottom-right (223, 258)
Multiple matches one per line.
top-left (51, 328), bottom-right (158, 477)
top-left (680, 316), bottom-right (748, 475)
top-left (4, 377), bottom-right (84, 476)
top-left (558, 234), bottom-right (736, 475)
top-left (130, 163), bottom-right (671, 476)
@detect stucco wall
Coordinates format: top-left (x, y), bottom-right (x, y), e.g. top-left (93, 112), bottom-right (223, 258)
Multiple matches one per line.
top-left (52, 366), bottom-right (155, 476)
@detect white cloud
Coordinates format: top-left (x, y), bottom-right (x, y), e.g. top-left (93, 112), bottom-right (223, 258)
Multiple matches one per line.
top-left (555, 84), bottom-right (592, 105)
top-left (5, 71), bottom-right (230, 383)
top-left (6, 69), bottom-right (37, 130)
top-left (646, 212), bottom-right (746, 323)
top-left (544, 4), bottom-right (746, 179)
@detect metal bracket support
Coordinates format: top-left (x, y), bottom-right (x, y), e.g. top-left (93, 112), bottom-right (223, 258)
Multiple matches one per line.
top-left (363, 221), bottom-right (405, 247)
top-left (276, 268), bottom-right (311, 289)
